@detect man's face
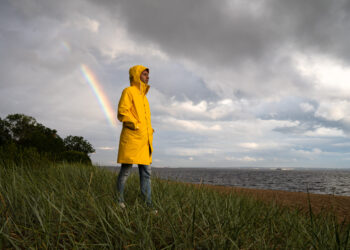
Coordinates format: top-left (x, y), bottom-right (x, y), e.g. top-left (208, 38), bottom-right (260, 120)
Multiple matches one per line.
top-left (140, 70), bottom-right (149, 84)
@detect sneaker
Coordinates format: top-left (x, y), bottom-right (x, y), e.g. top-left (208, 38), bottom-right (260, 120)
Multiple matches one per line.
top-left (118, 202), bottom-right (126, 209)
top-left (151, 209), bottom-right (158, 215)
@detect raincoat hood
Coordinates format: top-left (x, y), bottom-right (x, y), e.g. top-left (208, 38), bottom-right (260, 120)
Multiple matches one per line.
top-left (129, 65), bottom-right (150, 95)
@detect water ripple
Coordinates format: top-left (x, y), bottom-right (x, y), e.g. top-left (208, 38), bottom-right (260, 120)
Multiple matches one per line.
top-left (152, 168), bottom-right (350, 196)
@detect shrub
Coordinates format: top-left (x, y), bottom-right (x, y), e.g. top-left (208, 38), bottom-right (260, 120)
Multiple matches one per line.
top-left (60, 150), bottom-right (92, 165)
top-left (0, 144), bottom-right (51, 168)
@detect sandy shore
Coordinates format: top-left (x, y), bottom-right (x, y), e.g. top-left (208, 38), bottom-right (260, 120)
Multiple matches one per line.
top-left (192, 183), bottom-right (350, 224)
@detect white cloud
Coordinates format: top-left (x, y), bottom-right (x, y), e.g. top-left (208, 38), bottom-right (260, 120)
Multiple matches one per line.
top-left (237, 142), bottom-right (286, 151)
top-left (332, 142), bottom-right (350, 147)
top-left (161, 117), bottom-right (222, 132)
top-left (75, 17), bottom-right (100, 33)
top-left (171, 100), bottom-right (207, 113)
top-left (169, 147), bottom-right (218, 157)
top-left (97, 147), bottom-right (115, 151)
top-left (294, 53), bottom-right (350, 98)
top-left (207, 99), bottom-right (242, 119)
top-left (300, 102), bottom-right (315, 113)
top-left (304, 127), bottom-right (344, 137)
top-left (291, 148), bottom-right (323, 160)
top-left (225, 156), bottom-right (264, 162)
top-left (315, 100), bottom-right (350, 122)
top-left (153, 96), bottom-right (245, 120)
top-left (238, 142), bottom-right (259, 149)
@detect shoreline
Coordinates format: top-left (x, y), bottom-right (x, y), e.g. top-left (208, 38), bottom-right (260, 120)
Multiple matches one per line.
top-left (158, 179), bottom-right (350, 223)
top-left (104, 166), bottom-right (350, 222)
top-left (192, 182), bottom-right (350, 223)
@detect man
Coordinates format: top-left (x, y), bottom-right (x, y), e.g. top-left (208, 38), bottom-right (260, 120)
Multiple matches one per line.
top-left (116, 65), bottom-right (154, 209)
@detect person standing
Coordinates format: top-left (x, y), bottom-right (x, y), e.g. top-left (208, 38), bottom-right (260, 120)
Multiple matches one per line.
top-left (116, 65), bottom-right (154, 209)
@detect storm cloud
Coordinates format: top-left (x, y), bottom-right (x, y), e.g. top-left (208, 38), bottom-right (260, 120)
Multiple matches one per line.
top-left (1, 0), bottom-right (350, 167)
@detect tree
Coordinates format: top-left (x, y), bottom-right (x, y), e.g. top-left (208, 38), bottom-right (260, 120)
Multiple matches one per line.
top-left (5, 114), bottom-right (37, 142)
top-left (0, 118), bottom-right (12, 146)
top-left (4, 114), bottom-right (65, 154)
top-left (61, 150), bottom-right (92, 165)
top-left (63, 135), bottom-right (95, 155)
top-left (0, 114), bottom-right (96, 164)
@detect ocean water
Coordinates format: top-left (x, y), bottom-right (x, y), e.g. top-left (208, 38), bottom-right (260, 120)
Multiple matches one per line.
top-left (151, 168), bottom-right (350, 196)
top-left (105, 167), bottom-right (350, 196)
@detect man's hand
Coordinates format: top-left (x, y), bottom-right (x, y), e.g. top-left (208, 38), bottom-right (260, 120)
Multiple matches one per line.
top-left (124, 121), bottom-right (139, 130)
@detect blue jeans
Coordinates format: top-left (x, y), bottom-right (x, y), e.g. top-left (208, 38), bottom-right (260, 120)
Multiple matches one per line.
top-left (116, 164), bottom-right (152, 206)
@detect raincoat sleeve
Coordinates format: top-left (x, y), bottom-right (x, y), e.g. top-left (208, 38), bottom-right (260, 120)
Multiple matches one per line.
top-left (117, 89), bottom-right (139, 130)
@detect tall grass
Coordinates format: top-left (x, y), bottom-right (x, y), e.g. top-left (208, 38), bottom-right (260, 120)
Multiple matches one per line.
top-left (1, 161), bottom-right (349, 249)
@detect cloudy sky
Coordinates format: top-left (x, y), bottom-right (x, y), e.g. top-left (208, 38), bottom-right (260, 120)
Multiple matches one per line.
top-left (1, 0), bottom-right (350, 168)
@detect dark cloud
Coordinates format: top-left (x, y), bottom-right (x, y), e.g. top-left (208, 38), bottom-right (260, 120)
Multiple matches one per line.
top-left (82, 0), bottom-right (350, 105)
top-left (98, 0), bottom-right (276, 66)
top-left (93, 0), bottom-right (350, 66)
top-left (271, 0), bottom-right (350, 56)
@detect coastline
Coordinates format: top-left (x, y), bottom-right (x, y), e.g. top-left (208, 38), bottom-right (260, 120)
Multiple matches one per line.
top-left (103, 166), bottom-right (350, 222)
top-left (192, 182), bottom-right (350, 223)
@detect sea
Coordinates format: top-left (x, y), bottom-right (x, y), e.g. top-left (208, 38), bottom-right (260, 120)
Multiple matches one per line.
top-left (104, 167), bottom-right (350, 196)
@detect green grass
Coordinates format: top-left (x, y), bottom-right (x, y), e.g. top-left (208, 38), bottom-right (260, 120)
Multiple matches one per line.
top-left (1, 162), bottom-right (349, 249)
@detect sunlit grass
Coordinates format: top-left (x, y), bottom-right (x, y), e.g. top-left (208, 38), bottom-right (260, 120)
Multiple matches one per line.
top-left (1, 162), bottom-right (349, 249)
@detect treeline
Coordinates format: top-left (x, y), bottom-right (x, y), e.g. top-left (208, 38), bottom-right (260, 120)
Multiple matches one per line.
top-left (0, 114), bottom-right (95, 165)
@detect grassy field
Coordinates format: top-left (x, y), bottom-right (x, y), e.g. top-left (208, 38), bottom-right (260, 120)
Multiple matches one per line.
top-left (1, 162), bottom-right (349, 249)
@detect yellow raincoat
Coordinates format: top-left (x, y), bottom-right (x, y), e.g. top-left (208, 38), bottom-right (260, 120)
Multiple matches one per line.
top-left (117, 65), bottom-right (153, 165)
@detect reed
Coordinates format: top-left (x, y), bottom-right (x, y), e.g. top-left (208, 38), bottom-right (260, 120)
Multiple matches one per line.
top-left (1, 161), bottom-right (349, 249)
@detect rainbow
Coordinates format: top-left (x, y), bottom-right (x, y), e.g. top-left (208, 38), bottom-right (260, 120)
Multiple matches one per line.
top-left (80, 64), bottom-right (117, 127)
